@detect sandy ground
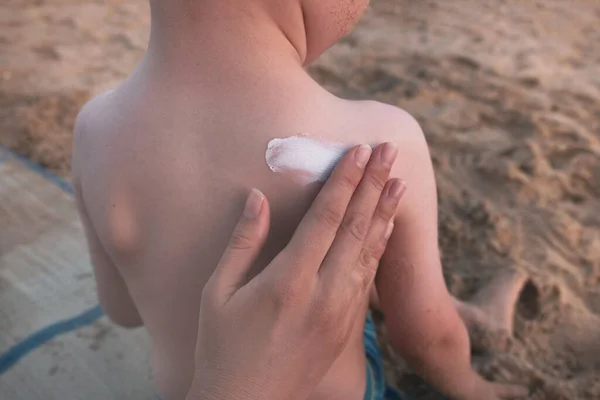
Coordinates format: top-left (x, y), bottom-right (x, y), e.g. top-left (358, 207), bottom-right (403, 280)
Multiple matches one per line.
top-left (1, 0), bottom-right (599, 398)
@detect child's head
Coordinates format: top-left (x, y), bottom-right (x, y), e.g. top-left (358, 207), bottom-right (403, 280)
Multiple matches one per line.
top-left (300, 0), bottom-right (370, 63)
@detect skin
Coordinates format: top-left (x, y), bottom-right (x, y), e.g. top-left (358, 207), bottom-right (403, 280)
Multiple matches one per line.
top-left (187, 146), bottom-right (404, 400)
top-left (72, 0), bottom-right (527, 399)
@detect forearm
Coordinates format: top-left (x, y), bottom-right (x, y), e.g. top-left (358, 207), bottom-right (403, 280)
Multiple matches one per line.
top-left (74, 180), bottom-right (144, 329)
top-left (395, 312), bottom-right (483, 400)
top-left (90, 245), bottom-right (143, 328)
top-left (378, 260), bottom-right (482, 398)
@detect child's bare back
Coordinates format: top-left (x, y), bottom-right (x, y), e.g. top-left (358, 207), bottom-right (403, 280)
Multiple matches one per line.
top-left (74, 69), bottom-right (423, 400)
top-left (73, 1), bottom-right (527, 399)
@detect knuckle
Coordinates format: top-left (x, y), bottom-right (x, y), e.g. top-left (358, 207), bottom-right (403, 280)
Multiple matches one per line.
top-left (364, 229), bottom-right (389, 260)
top-left (353, 250), bottom-right (377, 294)
top-left (338, 171), bottom-right (360, 192)
top-left (340, 213), bottom-right (370, 241)
top-left (374, 198), bottom-right (397, 221)
top-left (370, 239), bottom-right (387, 261)
top-left (228, 226), bottom-right (255, 251)
top-left (358, 247), bottom-right (375, 268)
top-left (316, 204), bottom-right (345, 230)
top-left (364, 172), bottom-right (387, 192)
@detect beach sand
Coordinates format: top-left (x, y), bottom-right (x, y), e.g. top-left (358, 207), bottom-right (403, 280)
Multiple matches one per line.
top-left (1, 0), bottom-right (599, 398)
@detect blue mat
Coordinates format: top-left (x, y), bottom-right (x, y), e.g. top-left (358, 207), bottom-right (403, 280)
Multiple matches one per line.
top-left (0, 146), bottom-right (105, 376)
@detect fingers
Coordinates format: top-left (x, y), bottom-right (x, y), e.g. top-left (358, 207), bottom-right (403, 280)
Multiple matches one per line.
top-left (211, 189), bottom-right (270, 302)
top-left (284, 144), bottom-right (373, 271)
top-left (322, 177), bottom-right (406, 296)
top-left (356, 179), bottom-right (405, 268)
top-left (319, 143), bottom-right (399, 273)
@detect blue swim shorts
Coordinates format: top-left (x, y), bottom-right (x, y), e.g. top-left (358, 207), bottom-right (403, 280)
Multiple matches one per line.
top-left (159, 315), bottom-right (411, 400)
top-left (363, 314), bottom-right (411, 400)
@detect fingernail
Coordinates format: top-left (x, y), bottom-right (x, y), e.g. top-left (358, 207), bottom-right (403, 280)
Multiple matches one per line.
top-left (243, 189), bottom-right (264, 219)
top-left (387, 179), bottom-right (407, 200)
top-left (384, 221), bottom-right (394, 240)
top-left (381, 142), bottom-right (398, 168)
top-left (355, 144), bottom-right (372, 168)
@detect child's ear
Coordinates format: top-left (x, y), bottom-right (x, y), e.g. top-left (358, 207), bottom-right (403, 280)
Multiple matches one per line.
top-left (301, 0), bottom-right (369, 64)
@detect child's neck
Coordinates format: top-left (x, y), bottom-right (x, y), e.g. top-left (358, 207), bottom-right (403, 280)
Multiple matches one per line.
top-left (144, 0), bottom-right (311, 89)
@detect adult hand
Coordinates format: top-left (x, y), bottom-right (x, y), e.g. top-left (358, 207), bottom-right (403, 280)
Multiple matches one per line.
top-left (186, 143), bottom-right (406, 400)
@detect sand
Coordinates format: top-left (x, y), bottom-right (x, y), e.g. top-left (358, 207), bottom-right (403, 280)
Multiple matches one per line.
top-left (1, 0), bottom-right (599, 398)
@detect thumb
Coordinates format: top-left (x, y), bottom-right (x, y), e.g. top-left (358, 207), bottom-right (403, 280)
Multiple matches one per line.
top-left (212, 189), bottom-right (270, 301)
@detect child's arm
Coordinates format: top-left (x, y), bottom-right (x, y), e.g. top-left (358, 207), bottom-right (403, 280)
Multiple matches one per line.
top-left (72, 101), bottom-right (143, 329)
top-left (73, 182), bottom-right (143, 328)
top-left (376, 113), bottom-right (520, 399)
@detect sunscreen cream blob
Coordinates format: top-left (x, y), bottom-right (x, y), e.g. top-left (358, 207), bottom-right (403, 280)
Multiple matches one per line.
top-left (265, 135), bottom-right (353, 184)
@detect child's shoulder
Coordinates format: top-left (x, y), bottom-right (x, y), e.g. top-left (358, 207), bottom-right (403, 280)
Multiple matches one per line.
top-left (341, 99), bottom-right (434, 209)
top-left (338, 99), bottom-right (427, 154)
top-left (71, 88), bottom-right (122, 176)
top-left (74, 89), bottom-right (117, 136)
top-left (355, 100), bottom-right (421, 132)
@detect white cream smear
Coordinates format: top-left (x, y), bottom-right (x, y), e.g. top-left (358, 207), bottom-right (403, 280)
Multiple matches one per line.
top-left (265, 135), bottom-right (354, 184)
